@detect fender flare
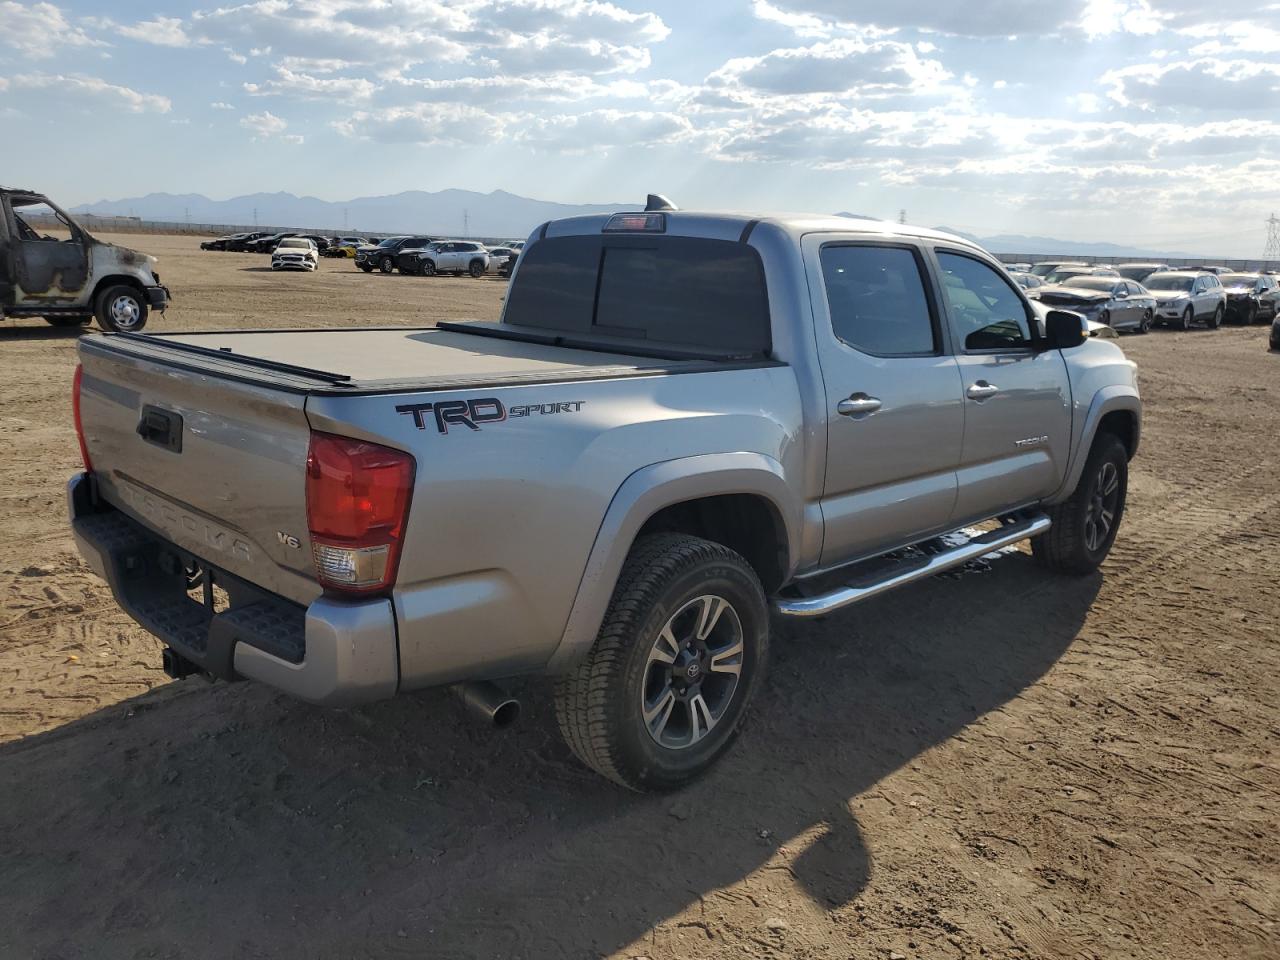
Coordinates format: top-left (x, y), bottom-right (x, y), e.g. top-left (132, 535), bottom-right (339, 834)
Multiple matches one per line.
top-left (1051, 386), bottom-right (1141, 503)
top-left (543, 452), bottom-right (799, 674)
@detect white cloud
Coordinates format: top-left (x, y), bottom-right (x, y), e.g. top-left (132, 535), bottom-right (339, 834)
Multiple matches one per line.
top-left (517, 109), bottom-right (695, 151)
top-left (240, 109), bottom-right (302, 143)
top-left (117, 15), bottom-right (190, 47)
top-left (1, 72), bottom-right (169, 112)
top-left (1102, 59), bottom-right (1280, 112)
top-left (0, 1), bottom-right (104, 58)
top-left (245, 66), bottom-right (377, 102)
top-left (333, 103), bottom-right (506, 145)
top-left (210, 101), bottom-right (235, 110)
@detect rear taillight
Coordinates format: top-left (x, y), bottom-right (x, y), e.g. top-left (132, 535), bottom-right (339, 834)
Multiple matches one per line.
top-left (305, 432), bottom-right (415, 596)
top-left (72, 364), bottom-right (92, 472)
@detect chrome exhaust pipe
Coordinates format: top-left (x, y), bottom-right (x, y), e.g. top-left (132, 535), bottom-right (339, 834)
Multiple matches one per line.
top-left (451, 681), bottom-right (521, 729)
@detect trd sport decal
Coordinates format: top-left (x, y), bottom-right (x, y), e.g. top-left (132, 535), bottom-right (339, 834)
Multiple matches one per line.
top-left (396, 398), bottom-right (585, 434)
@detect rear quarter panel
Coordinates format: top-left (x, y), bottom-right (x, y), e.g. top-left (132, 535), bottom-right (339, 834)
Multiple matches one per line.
top-left (305, 365), bottom-right (805, 688)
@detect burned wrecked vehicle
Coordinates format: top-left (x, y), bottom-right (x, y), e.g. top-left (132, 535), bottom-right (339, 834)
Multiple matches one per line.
top-left (0, 187), bottom-right (169, 332)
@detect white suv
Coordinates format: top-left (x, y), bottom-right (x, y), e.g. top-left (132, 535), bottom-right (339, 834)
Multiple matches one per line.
top-left (413, 241), bottom-right (490, 278)
top-left (271, 238), bottom-right (319, 272)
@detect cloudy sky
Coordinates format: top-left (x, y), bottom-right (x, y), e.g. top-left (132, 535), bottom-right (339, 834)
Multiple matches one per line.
top-left (2, 0), bottom-right (1279, 254)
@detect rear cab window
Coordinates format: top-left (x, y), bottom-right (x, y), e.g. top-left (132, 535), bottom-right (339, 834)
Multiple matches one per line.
top-left (502, 234), bottom-right (771, 358)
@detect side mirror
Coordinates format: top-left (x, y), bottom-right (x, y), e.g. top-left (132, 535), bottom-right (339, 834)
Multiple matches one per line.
top-left (1044, 310), bottom-right (1087, 349)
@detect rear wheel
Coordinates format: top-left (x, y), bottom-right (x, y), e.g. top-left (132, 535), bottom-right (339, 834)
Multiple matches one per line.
top-left (1139, 309), bottom-right (1152, 334)
top-left (468, 259), bottom-right (485, 278)
top-left (94, 284), bottom-right (148, 333)
top-left (1208, 304), bottom-right (1223, 330)
top-left (1033, 433), bottom-right (1128, 575)
top-left (555, 533), bottom-right (769, 792)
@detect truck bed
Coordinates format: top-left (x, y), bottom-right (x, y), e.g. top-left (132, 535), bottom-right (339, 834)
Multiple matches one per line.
top-left (83, 325), bottom-right (732, 396)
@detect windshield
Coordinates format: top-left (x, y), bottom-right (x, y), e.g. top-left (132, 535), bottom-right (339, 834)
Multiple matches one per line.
top-left (1117, 266), bottom-right (1158, 280)
top-left (1146, 274), bottom-right (1194, 292)
top-left (1220, 274), bottom-right (1256, 286)
top-left (1044, 269), bottom-right (1093, 283)
top-left (1064, 278), bottom-right (1118, 292)
top-left (376, 237), bottom-right (404, 248)
top-left (278, 239), bottom-right (310, 249)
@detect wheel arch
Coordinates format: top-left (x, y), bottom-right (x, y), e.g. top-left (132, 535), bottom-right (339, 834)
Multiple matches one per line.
top-left (544, 453), bottom-right (799, 674)
top-left (1050, 387), bottom-right (1140, 504)
top-left (90, 274), bottom-right (145, 304)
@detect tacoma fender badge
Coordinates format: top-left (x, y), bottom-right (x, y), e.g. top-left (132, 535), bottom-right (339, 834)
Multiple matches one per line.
top-left (1014, 435), bottom-right (1050, 448)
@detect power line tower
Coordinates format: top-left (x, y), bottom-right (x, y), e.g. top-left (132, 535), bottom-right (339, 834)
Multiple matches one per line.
top-left (1266, 212), bottom-right (1280, 263)
top-left (898, 209), bottom-right (907, 225)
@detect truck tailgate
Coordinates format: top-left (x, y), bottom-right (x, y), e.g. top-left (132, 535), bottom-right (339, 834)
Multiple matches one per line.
top-left (77, 339), bottom-right (322, 607)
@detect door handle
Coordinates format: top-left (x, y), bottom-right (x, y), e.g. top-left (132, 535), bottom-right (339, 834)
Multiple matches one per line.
top-left (837, 394), bottom-right (882, 417)
top-left (967, 381), bottom-right (999, 401)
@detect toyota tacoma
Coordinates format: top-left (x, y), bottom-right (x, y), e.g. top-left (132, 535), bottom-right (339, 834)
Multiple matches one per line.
top-left (68, 200), bottom-right (1140, 791)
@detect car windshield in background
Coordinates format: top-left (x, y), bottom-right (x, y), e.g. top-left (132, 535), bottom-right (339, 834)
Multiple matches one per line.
top-left (1044, 269), bottom-right (1091, 283)
top-left (502, 235), bottom-right (771, 357)
top-left (1146, 275), bottom-right (1194, 291)
top-left (1117, 266), bottom-right (1157, 280)
top-left (376, 238), bottom-right (404, 247)
top-left (1064, 277), bottom-right (1118, 292)
top-left (1220, 274), bottom-right (1255, 285)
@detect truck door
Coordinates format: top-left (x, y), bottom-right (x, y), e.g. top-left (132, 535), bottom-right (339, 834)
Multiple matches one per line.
top-left (804, 236), bottom-right (966, 565)
top-left (932, 248), bottom-right (1073, 521)
top-left (4, 194), bottom-right (91, 307)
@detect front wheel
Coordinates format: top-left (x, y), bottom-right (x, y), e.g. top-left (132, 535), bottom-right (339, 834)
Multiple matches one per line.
top-left (94, 284), bottom-right (148, 332)
top-left (1181, 306), bottom-right (1193, 331)
top-left (555, 533), bottom-right (769, 792)
top-left (1033, 433), bottom-right (1128, 575)
top-left (379, 256), bottom-right (394, 273)
top-left (1208, 304), bottom-right (1223, 330)
top-left (359, 264), bottom-right (373, 273)
top-left (420, 259), bottom-right (436, 277)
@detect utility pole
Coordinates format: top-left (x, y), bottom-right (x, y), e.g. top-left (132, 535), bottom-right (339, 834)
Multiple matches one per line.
top-left (463, 208), bottom-right (469, 238)
top-left (253, 207), bottom-right (258, 227)
top-left (898, 209), bottom-right (907, 225)
top-left (343, 207), bottom-right (349, 231)
top-left (1266, 212), bottom-right (1280, 263)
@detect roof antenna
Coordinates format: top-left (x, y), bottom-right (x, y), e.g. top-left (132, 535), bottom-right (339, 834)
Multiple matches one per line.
top-left (645, 193), bottom-right (677, 212)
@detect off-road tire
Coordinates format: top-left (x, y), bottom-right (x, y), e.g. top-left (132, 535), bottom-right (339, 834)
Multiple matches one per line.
top-left (45, 316), bottom-right (91, 327)
top-left (94, 284), bottom-right (148, 333)
top-left (554, 533), bottom-right (770, 792)
top-left (1033, 432), bottom-right (1128, 575)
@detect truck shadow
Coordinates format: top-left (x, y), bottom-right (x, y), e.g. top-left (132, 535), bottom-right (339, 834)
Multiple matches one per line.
top-left (0, 322), bottom-right (90, 341)
top-left (0, 557), bottom-right (1097, 958)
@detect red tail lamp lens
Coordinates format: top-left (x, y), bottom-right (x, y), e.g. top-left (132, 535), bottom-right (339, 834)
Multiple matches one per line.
top-left (305, 432), bottom-right (415, 594)
top-left (72, 364), bottom-right (93, 472)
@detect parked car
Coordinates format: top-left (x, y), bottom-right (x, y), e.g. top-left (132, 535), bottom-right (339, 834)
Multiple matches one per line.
top-left (355, 237), bottom-right (434, 273)
top-left (1271, 313), bottom-right (1280, 351)
top-left (485, 246), bottom-right (518, 274)
top-left (1036, 277), bottom-right (1154, 333)
top-left (322, 237), bottom-right (364, 258)
top-left (410, 240), bottom-right (490, 277)
top-left (1201, 266), bottom-right (1232, 275)
top-left (1042, 265), bottom-right (1119, 284)
top-left (1002, 261), bottom-right (1033, 272)
top-left (1030, 260), bottom-right (1088, 277)
top-left (1144, 271), bottom-right (1226, 329)
top-left (249, 233), bottom-right (298, 255)
top-left (201, 235), bottom-right (236, 251)
top-left (296, 234), bottom-right (331, 253)
top-left (1219, 273), bottom-right (1280, 324)
top-left (1009, 271), bottom-right (1044, 294)
top-left (68, 208), bottom-right (1141, 791)
top-left (392, 239), bottom-right (444, 274)
top-left (0, 186), bottom-right (169, 332)
top-left (271, 238), bottom-right (319, 272)
top-left (1115, 263), bottom-right (1169, 283)
top-left (225, 232), bottom-right (270, 252)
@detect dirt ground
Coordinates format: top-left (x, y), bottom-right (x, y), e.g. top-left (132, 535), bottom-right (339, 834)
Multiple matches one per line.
top-left (1, 234), bottom-right (1277, 960)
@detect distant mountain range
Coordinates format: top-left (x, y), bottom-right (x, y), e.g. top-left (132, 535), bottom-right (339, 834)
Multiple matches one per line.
top-left (70, 191), bottom-right (1204, 258)
top-left (70, 189), bottom-right (633, 240)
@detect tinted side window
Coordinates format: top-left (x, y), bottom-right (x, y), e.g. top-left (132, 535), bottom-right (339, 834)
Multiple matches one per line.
top-left (819, 245), bottom-right (936, 355)
top-left (937, 251), bottom-right (1033, 350)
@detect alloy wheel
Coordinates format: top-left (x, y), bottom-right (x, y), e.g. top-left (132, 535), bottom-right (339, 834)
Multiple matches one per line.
top-left (641, 594), bottom-right (744, 750)
top-left (1084, 461), bottom-right (1120, 553)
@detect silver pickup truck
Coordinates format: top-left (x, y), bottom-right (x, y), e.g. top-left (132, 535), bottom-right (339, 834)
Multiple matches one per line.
top-left (69, 205), bottom-right (1140, 791)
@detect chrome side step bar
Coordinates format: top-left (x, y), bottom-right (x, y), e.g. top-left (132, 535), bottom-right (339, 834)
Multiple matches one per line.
top-left (773, 513), bottom-right (1052, 618)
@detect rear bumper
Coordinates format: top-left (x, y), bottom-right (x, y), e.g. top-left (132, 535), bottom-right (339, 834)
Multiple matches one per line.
top-left (68, 473), bottom-right (398, 706)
